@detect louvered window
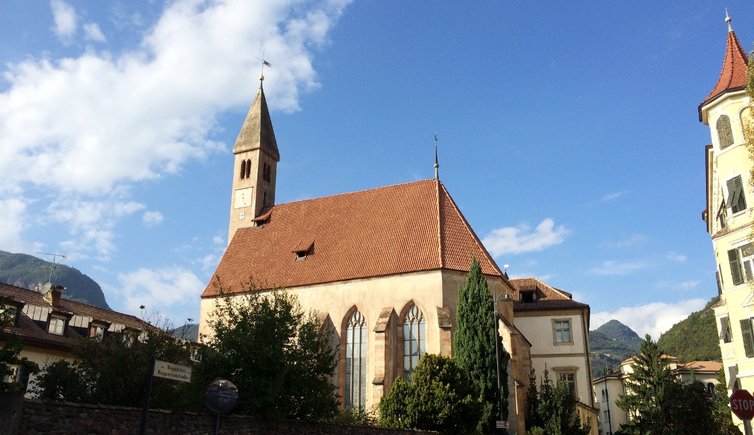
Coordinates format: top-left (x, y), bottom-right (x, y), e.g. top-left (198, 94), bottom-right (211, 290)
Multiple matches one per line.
top-left (740, 318), bottom-right (754, 357)
top-left (729, 249), bottom-right (744, 285)
top-left (717, 115), bottom-right (734, 149)
top-left (727, 176), bottom-right (747, 214)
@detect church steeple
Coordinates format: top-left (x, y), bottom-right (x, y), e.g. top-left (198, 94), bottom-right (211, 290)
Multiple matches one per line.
top-left (228, 78), bottom-right (280, 244)
top-left (699, 12), bottom-right (749, 122)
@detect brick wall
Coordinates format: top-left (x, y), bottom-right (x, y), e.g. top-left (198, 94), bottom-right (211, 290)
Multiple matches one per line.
top-left (0, 395), bottom-right (432, 435)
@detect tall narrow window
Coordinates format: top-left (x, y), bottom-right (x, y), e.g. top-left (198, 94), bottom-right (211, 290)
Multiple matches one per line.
top-left (727, 176), bottom-right (747, 214)
top-left (245, 159), bottom-right (251, 178)
top-left (740, 318), bottom-right (754, 358)
top-left (717, 115), bottom-right (734, 149)
top-left (729, 248), bottom-right (744, 286)
top-left (720, 316), bottom-right (732, 343)
top-left (345, 310), bottom-right (367, 410)
top-left (240, 160), bottom-right (247, 179)
top-left (402, 305), bottom-right (426, 377)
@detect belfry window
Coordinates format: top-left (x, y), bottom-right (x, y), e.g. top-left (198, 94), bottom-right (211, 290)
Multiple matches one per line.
top-left (717, 115), bottom-right (734, 150)
top-left (402, 305), bottom-right (426, 377)
top-left (240, 160), bottom-right (246, 179)
top-left (245, 159), bottom-right (251, 178)
top-left (345, 310), bottom-right (367, 411)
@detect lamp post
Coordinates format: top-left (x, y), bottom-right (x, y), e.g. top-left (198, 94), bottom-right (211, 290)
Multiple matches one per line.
top-left (492, 291), bottom-right (510, 434)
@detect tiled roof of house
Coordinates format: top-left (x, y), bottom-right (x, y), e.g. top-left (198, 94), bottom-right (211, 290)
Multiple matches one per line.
top-left (700, 28), bottom-right (749, 115)
top-left (0, 282), bottom-right (150, 350)
top-left (202, 179), bottom-right (504, 296)
top-left (508, 277), bottom-right (589, 312)
top-left (677, 360), bottom-right (722, 373)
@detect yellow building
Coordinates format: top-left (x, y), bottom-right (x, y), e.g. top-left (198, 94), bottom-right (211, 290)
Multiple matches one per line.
top-left (700, 14), bottom-right (754, 432)
top-left (199, 79), bottom-right (537, 433)
top-left (0, 282), bottom-right (151, 395)
top-left (509, 278), bottom-right (597, 435)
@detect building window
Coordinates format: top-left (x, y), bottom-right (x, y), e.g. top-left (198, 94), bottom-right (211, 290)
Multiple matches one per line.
top-left (729, 248), bottom-right (745, 286)
top-left (727, 176), bottom-right (747, 214)
top-left (240, 160), bottom-right (246, 179)
top-left (89, 324), bottom-right (106, 340)
top-left (48, 316), bottom-right (66, 335)
top-left (553, 319), bottom-right (572, 344)
top-left (717, 115), bottom-right (734, 149)
top-left (402, 305), bottom-right (426, 377)
top-left (345, 310), bottom-right (367, 411)
top-left (729, 243), bottom-right (754, 285)
top-left (740, 318), bottom-right (754, 358)
top-left (721, 316), bottom-right (733, 343)
top-left (2, 364), bottom-right (19, 384)
top-left (521, 290), bottom-right (536, 303)
top-left (556, 369), bottom-right (577, 395)
top-left (707, 383), bottom-right (715, 395)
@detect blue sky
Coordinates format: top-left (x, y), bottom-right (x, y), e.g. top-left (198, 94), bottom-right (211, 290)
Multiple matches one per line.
top-left (0, 0), bottom-right (751, 337)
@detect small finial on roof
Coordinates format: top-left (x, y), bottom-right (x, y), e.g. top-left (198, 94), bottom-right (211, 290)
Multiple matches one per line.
top-left (726, 9), bottom-right (733, 32)
top-left (433, 134), bottom-right (440, 180)
top-left (258, 53), bottom-right (272, 89)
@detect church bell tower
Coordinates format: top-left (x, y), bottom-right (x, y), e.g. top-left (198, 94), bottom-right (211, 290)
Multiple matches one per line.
top-left (228, 77), bottom-right (280, 245)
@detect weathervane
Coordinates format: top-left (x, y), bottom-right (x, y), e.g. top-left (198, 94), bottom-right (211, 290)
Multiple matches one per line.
top-left (434, 134), bottom-right (440, 180)
top-left (37, 252), bottom-right (66, 282)
top-left (726, 9), bottom-right (733, 32)
top-left (258, 50), bottom-right (272, 87)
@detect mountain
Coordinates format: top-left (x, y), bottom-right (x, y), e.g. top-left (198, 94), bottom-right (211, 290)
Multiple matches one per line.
top-left (657, 297), bottom-right (721, 362)
top-left (0, 250), bottom-right (109, 308)
top-left (589, 319), bottom-right (642, 377)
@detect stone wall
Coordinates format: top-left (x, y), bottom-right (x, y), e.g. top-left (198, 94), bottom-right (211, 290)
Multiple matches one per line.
top-left (0, 395), bottom-right (432, 435)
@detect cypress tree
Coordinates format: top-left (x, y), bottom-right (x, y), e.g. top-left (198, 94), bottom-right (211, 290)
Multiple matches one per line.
top-left (453, 258), bottom-right (509, 432)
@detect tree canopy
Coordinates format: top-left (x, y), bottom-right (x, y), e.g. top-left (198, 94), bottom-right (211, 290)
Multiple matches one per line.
top-left (453, 259), bottom-right (509, 432)
top-left (379, 354), bottom-right (482, 434)
top-left (526, 368), bottom-right (590, 435)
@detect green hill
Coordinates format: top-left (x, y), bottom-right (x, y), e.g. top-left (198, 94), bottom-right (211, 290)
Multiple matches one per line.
top-left (589, 320), bottom-right (642, 377)
top-left (0, 250), bottom-right (109, 308)
top-left (657, 297), bottom-right (721, 362)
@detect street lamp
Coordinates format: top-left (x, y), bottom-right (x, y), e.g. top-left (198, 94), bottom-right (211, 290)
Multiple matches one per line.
top-left (492, 291), bottom-right (511, 434)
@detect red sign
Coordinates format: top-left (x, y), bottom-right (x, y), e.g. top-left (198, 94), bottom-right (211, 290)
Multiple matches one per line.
top-left (730, 389), bottom-right (754, 420)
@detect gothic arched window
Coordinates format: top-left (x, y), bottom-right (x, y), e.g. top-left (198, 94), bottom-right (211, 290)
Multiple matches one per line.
top-left (717, 115), bottom-right (734, 150)
top-left (345, 310), bottom-right (367, 410)
top-left (402, 305), bottom-right (426, 377)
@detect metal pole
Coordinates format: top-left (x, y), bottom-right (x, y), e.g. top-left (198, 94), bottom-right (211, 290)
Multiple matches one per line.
top-left (604, 375), bottom-right (613, 435)
top-left (744, 419), bottom-right (752, 435)
top-left (493, 294), bottom-right (504, 433)
top-left (139, 357), bottom-right (155, 435)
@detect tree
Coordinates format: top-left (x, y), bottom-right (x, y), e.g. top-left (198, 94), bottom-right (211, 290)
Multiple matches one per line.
top-left (711, 370), bottom-right (743, 435)
top-left (32, 324), bottom-right (192, 409)
top-left (615, 335), bottom-right (729, 435)
top-left (379, 354), bottom-right (482, 434)
top-left (615, 335), bottom-right (671, 434)
top-left (0, 300), bottom-right (38, 392)
top-left (196, 288), bottom-right (338, 421)
top-left (526, 368), bottom-right (590, 435)
top-left (453, 259), bottom-right (510, 432)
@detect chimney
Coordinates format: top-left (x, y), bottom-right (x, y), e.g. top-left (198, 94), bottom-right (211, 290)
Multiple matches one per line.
top-left (51, 285), bottom-right (63, 306)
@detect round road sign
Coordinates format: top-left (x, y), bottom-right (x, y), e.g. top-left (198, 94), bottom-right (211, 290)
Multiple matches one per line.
top-left (730, 389), bottom-right (754, 420)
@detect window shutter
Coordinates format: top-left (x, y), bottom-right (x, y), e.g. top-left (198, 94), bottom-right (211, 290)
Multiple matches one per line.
top-left (740, 319), bottom-right (754, 357)
top-left (717, 115), bottom-right (734, 149)
top-left (729, 249), bottom-right (744, 285)
top-left (727, 176), bottom-right (747, 213)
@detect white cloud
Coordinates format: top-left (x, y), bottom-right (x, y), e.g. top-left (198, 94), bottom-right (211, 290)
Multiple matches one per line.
top-left (142, 211), bottom-right (164, 227)
top-left (600, 190), bottom-right (627, 202)
top-left (664, 251), bottom-right (687, 263)
top-left (111, 266), bottom-right (205, 322)
top-left (83, 23), bottom-right (106, 42)
top-left (606, 233), bottom-right (647, 248)
top-left (482, 218), bottom-right (570, 256)
top-left (1, 0), bottom-right (351, 260)
top-left (656, 280), bottom-right (700, 291)
top-left (51, 0), bottom-right (77, 42)
top-left (0, 197), bottom-right (39, 253)
top-left (591, 298), bottom-right (707, 338)
top-left (590, 260), bottom-right (648, 276)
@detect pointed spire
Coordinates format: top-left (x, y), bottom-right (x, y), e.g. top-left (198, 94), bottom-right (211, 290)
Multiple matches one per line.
top-left (233, 84), bottom-right (280, 160)
top-left (699, 11), bottom-right (749, 118)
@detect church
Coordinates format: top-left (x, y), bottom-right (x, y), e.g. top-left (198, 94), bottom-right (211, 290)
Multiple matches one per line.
top-left (198, 75), bottom-right (593, 434)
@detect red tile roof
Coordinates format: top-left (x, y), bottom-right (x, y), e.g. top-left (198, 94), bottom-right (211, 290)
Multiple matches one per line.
top-left (700, 29), bottom-right (749, 114)
top-left (202, 179), bottom-right (504, 297)
top-left (509, 277), bottom-right (588, 312)
top-left (1, 282), bottom-right (151, 350)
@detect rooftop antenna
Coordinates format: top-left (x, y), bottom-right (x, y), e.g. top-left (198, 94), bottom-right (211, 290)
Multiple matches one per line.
top-left (37, 252), bottom-right (66, 282)
top-left (726, 9), bottom-right (733, 32)
top-left (433, 134), bottom-right (440, 180)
